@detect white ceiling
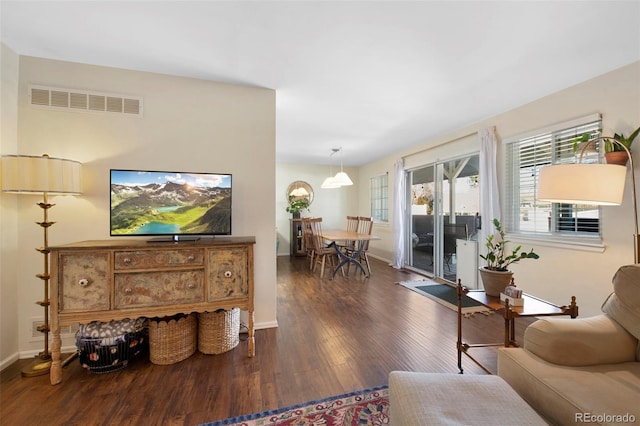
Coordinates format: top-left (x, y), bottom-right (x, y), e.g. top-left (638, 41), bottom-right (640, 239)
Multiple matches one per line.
top-left (2, 1), bottom-right (639, 166)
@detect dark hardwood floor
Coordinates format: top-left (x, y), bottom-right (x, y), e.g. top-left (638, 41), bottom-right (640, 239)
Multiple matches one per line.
top-left (1, 256), bottom-right (532, 425)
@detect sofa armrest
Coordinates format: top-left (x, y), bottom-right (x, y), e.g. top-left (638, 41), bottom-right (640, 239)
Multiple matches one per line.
top-left (523, 314), bottom-right (638, 366)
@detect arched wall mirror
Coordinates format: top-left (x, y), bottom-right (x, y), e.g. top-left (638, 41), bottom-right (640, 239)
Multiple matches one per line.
top-left (287, 181), bottom-right (314, 205)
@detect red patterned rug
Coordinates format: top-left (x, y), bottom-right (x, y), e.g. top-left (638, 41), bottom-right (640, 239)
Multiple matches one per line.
top-left (200, 385), bottom-right (389, 426)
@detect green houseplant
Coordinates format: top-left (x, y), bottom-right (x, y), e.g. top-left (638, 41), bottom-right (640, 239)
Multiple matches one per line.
top-left (573, 125), bottom-right (639, 165)
top-left (286, 196), bottom-right (310, 218)
top-left (604, 126), bottom-right (640, 152)
top-left (479, 219), bottom-right (539, 296)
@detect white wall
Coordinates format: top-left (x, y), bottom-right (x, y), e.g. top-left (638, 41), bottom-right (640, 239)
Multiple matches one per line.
top-left (359, 61), bottom-right (640, 317)
top-left (0, 44), bottom-right (20, 369)
top-left (1, 54), bottom-right (277, 364)
top-left (276, 163), bottom-right (359, 255)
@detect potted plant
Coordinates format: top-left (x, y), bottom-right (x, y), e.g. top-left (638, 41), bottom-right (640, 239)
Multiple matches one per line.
top-left (286, 195), bottom-right (309, 219)
top-left (479, 218), bottom-right (539, 296)
top-left (573, 125), bottom-right (639, 166)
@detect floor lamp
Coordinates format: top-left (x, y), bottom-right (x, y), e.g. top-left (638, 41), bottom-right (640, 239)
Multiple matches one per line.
top-left (538, 138), bottom-right (638, 264)
top-left (1, 154), bottom-right (82, 377)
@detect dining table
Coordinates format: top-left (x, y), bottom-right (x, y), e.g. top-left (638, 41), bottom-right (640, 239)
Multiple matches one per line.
top-left (319, 229), bottom-right (381, 278)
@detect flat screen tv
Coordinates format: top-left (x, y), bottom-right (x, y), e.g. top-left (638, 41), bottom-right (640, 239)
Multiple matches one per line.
top-left (110, 169), bottom-right (231, 241)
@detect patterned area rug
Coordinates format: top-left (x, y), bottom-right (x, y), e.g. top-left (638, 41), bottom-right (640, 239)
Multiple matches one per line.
top-left (397, 279), bottom-right (491, 316)
top-left (200, 386), bottom-right (389, 426)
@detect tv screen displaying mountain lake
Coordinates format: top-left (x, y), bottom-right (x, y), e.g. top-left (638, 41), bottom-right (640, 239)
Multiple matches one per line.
top-left (110, 170), bottom-right (231, 235)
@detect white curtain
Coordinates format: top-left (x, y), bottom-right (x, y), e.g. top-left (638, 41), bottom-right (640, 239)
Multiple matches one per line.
top-left (479, 127), bottom-right (501, 252)
top-left (392, 158), bottom-right (406, 269)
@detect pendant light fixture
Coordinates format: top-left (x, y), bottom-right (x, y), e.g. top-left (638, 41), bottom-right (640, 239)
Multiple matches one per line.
top-left (333, 146), bottom-right (353, 186)
top-left (321, 148), bottom-right (341, 188)
top-left (322, 147), bottom-right (353, 188)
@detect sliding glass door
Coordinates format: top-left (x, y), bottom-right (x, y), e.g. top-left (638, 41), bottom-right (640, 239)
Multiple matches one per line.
top-left (408, 164), bottom-right (436, 275)
top-left (407, 154), bottom-right (480, 284)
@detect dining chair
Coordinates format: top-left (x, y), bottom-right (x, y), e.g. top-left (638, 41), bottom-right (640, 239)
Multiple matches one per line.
top-left (343, 215), bottom-right (360, 254)
top-left (355, 216), bottom-right (374, 275)
top-left (308, 218), bottom-right (343, 279)
top-left (301, 217), bottom-right (315, 270)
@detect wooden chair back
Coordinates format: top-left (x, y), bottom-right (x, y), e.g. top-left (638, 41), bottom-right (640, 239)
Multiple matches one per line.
top-left (307, 217), bottom-right (342, 278)
top-left (357, 216), bottom-right (374, 250)
top-left (307, 217), bottom-right (326, 254)
top-left (346, 216), bottom-right (359, 233)
top-left (301, 217), bottom-right (315, 269)
top-left (345, 216), bottom-right (360, 251)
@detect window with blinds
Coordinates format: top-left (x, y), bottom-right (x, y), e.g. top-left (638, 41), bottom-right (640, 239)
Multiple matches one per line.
top-left (370, 173), bottom-right (389, 223)
top-left (505, 118), bottom-right (602, 236)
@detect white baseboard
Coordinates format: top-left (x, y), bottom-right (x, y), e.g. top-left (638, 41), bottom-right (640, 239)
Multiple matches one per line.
top-left (255, 320), bottom-right (278, 330)
top-left (367, 252), bottom-right (391, 265)
top-left (0, 344), bottom-right (78, 372)
top-left (0, 352), bottom-right (20, 372)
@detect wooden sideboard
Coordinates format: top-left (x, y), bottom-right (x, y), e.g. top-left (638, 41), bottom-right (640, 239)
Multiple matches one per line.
top-left (49, 236), bottom-right (255, 385)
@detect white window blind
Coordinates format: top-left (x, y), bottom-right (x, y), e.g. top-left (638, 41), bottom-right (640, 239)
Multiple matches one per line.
top-left (370, 173), bottom-right (389, 223)
top-left (505, 118), bottom-right (602, 236)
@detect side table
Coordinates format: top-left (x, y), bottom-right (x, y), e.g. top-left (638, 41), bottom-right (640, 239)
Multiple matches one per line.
top-left (456, 279), bottom-right (578, 374)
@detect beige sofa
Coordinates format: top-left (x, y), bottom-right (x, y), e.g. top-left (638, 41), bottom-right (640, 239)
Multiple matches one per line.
top-left (498, 264), bottom-right (640, 425)
top-left (389, 371), bottom-right (547, 425)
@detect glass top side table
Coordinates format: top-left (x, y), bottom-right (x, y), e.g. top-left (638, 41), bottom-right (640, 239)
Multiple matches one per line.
top-left (456, 279), bottom-right (578, 374)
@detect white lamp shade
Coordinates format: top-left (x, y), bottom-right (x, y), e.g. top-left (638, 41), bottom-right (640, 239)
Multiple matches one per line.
top-left (1, 154), bottom-right (82, 194)
top-left (538, 164), bottom-right (626, 205)
top-left (321, 176), bottom-right (342, 189)
top-left (333, 171), bottom-right (353, 186)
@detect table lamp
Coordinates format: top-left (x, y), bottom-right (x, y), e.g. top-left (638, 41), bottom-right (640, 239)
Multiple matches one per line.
top-left (1, 154), bottom-right (82, 377)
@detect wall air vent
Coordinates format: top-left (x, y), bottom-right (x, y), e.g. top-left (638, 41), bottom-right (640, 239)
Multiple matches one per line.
top-left (29, 85), bottom-right (143, 116)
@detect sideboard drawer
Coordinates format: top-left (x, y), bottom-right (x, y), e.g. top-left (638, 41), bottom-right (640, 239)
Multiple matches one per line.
top-left (114, 270), bottom-right (204, 308)
top-left (59, 252), bottom-right (110, 312)
top-left (208, 247), bottom-right (248, 300)
top-left (114, 249), bottom-right (204, 270)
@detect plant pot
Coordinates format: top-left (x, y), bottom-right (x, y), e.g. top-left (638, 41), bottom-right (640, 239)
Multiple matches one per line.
top-left (292, 212), bottom-right (301, 219)
top-left (605, 151), bottom-right (629, 166)
top-left (479, 268), bottom-right (514, 297)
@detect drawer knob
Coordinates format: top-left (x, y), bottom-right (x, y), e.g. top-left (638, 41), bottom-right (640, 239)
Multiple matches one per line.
top-left (187, 283), bottom-right (196, 289)
top-left (187, 255), bottom-right (195, 261)
top-left (224, 271), bottom-right (232, 278)
top-left (123, 258), bottom-right (132, 264)
top-left (78, 278), bottom-right (90, 287)
top-left (124, 287), bottom-right (133, 294)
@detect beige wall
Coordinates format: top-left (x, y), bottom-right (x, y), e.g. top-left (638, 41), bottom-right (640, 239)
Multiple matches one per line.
top-left (2, 46), bottom-right (637, 367)
top-left (359, 61), bottom-right (640, 317)
top-left (0, 44), bottom-right (20, 368)
top-left (1, 53), bottom-right (277, 364)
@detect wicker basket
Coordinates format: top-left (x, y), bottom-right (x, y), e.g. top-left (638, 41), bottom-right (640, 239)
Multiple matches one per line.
top-left (198, 308), bottom-right (240, 355)
top-left (148, 313), bottom-right (197, 365)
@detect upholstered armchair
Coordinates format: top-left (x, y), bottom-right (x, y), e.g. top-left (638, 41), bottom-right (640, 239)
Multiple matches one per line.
top-left (498, 264), bottom-right (640, 425)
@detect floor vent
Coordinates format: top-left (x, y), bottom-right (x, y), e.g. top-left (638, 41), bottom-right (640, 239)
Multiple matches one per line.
top-left (29, 85), bottom-right (143, 116)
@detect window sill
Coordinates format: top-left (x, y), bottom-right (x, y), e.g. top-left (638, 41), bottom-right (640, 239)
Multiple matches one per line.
top-left (505, 233), bottom-right (606, 254)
